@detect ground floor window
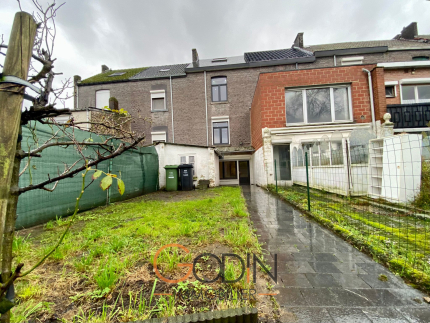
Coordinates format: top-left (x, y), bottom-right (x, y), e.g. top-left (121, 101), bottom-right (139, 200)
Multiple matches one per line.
top-left (273, 145), bottom-right (291, 180)
top-left (180, 155), bottom-right (196, 176)
top-left (219, 161), bottom-right (237, 179)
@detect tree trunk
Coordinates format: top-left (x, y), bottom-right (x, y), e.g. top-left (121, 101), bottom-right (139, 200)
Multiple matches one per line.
top-left (0, 135), bottom-right (20, 323)
top-left (0, 12), bottom-right (37, 323)
top-left (0, 11), bottom-right (36, 264)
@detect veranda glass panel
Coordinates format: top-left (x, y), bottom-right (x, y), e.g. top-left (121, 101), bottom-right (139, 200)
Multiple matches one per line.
top-left (331, 141), bottom-right (344, 165)
top-left (285, 90), bottom-right (304, 123)
top-left (273, 145), bottom-right (291, 180)
top-left (306, 88), bottom-right (331, 123)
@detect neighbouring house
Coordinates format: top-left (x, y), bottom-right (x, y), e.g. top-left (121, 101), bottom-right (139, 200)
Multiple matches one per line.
top-left (74, 22), bottom-right (430, 192)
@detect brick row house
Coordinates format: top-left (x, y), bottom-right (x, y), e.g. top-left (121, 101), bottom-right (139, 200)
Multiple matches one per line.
top-left (73, 22), bottom-right (430, 190)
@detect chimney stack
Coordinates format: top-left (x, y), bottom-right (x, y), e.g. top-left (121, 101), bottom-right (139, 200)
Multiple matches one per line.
top-left (192, 48), bottom-right (199, 67)
top-left (101, 65), bottom-right (110, 73)
top-left (73, 75), bottom-right (81, 110)
top-left (293, 32), bottom-right (304, 48)
top-left (399, 22), bottom-right (418, 40)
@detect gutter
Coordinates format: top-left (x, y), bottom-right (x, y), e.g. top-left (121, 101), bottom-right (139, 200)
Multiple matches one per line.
top-left (362, 68), bottom-right (376, 132)
top-left (170, 76), bottom-right (174, 143)
top-left (377, 61), bottom-right (430, 69)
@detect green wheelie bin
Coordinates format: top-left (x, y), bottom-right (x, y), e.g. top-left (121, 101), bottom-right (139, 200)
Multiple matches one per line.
top-left (164, 165), bottom-right (179, 191)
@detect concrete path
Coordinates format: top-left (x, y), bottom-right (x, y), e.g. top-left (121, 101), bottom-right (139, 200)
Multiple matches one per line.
top-left (243, 186), bottom-right (430, 323)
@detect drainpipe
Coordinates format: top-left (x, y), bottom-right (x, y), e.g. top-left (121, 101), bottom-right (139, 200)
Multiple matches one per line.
top-left (170, 76), bottom-right (175, 143)
top-left (204, 71), bottom-right (209, 146)
top-left (333, 55), bottom-right (336, 66)
top-left (362, 68), bottom-right (376, 132)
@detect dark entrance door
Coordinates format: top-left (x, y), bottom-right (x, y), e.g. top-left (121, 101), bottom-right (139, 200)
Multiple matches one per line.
top-left (239, 161), bottom-right (250, 185)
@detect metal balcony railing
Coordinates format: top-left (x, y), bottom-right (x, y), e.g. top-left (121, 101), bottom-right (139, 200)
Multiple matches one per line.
top-left (387, 103), bottom-right (430, 129)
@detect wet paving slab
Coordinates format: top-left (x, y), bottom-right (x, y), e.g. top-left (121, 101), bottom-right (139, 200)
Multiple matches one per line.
top-left (242, 186), bottom-right (430, 323)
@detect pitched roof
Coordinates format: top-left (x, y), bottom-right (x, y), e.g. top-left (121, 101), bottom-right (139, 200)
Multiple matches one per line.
top-left (80, 67), bottom-right (147, 84)
top-left (244, 47), bottom-right (313, 63)
top-left (130, 63), bottom-right (189, 80)
top-left (306, 39), bottom-right (430, 52)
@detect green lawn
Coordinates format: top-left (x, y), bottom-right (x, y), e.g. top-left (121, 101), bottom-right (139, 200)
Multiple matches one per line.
top-left (269, 184), bottom-right (430, 293)
top-left (11, 187), bottom-right (263, 322)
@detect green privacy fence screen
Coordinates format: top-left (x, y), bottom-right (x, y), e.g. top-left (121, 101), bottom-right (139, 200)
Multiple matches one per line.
top-left (16, 123), bottom-right (159, 229)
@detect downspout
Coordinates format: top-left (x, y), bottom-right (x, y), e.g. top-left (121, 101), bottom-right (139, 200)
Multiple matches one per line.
top-left (362, 68), bottom-right (376, 132)
top-left (333, 55), bottom-right (336, 66)
top-left (170, 76), bottom-right (174, 143)
top-left (204, 71), bottom-right (209, 146)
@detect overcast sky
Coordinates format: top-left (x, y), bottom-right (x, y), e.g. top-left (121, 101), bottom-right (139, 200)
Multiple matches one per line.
top-left (1, 0), bottom-right (430, 109)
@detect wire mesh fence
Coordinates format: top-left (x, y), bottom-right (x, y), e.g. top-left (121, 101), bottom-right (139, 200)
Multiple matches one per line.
top-left (16, 122), bottom-right (159, 229)
top-left (272, 131), bottom-right (430, 290)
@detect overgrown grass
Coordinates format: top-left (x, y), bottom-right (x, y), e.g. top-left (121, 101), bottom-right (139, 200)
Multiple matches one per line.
top-left (414, 160), bottom-right (430, 210)
top-left (268, 184), bottom-right (430, 293)
top-left (11, 187), bottom-right (261, 322)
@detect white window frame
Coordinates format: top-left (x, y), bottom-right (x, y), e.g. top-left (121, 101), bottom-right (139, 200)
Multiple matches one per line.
top-left (96, 90), bottom-right (110, 110)
top-left (151, 90), bottom-right (167, 111)
top-left (285, 85), bottom-right (353, 126)
top-left (385, 81), bottom-right (398, 98)
top-left (399, 80), bottom-right (430, 104)
top-left (151, 131), bottom-right (166, 143)
top-left (211, 116), bottom-right (230, 145)
top-left (341, 56), bottom-right (364, 66)
top-left (179, 155), bottom-right (196, 176)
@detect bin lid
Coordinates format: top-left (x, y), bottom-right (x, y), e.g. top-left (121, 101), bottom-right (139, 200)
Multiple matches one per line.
top-left (178, 163), bottom-right (193, 169)
top-left (164, 165), bottom-right (179, 169)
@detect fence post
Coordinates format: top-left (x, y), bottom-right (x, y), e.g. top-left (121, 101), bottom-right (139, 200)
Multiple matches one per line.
top-left (107, 159), bottom-right (113, 205)
top-left (305, 152), bottom-right (311, 211)
top-left (274, 159), bottom-right (278, 192)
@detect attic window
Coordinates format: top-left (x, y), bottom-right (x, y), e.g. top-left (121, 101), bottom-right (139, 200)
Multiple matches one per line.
top-left (412, 56), bottom-right (429, 61)
top-left (212, 58), bottom-right (227, 63)
top-left (108, 72), bottom-right (126, 77)
top-left (159, 69), bottom-right (170, 72)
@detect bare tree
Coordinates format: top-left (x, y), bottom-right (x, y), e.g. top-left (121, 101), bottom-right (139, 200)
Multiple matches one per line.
top-left (0, 2), bottom-right (146, 321)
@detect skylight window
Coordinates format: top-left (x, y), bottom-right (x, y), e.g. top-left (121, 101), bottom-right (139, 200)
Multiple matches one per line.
top-left (159, 69), bottom-right (170, 72)
top-left (108, 72), bottom-right (126, 77)
top-left (212, 58), bottom-right (227, 63)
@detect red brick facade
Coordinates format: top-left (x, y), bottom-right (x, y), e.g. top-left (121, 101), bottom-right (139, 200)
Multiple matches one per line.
top-left (371, 67), bottom-right (387, 122)
top-left (384, 68), bottom-right (430, 105)
top-left (250, 65), bottom-right (387, 150)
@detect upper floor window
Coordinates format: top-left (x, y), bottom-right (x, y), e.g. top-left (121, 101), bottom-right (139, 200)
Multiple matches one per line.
top-left (213, 121), bottom-right (229, 145)
top-left (285, 85), bottom-right (352, 125)
top-left (96, 90), bottom-right (110, 110)
top-left (401, 84), bottom-right (430, 104)
top-left (211, 77), bottom-right (227, 102)
top-left (151, 131), bottom-right (166, 143)
top-left (151, 90), bottom-right (166, 111)
top-left (385, 86), bottom-right (396, 98)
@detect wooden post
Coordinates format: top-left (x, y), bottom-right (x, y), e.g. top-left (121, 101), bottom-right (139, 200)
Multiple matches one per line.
top-left (0, 11), bottom-right (37, 284)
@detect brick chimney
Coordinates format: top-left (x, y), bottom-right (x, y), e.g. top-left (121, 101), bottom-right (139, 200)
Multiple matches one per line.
top-left (101, 65), bottom-right (110, 73)
top-left (399, 22), bottom-right (418, 39)
top-left (293, 32), bottom-right (304, 48)
top-left (192, 48), bottom-right (199, 67)
top-left (73, 75), bottom-right (81, 110)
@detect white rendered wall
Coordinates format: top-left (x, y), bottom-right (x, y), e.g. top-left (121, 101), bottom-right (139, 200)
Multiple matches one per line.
top-left (155, 143), bottom-right (218, 189)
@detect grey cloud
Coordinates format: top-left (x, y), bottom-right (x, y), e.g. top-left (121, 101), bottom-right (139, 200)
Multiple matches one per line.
top-left (1, 0), bottom-right (430, 110)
